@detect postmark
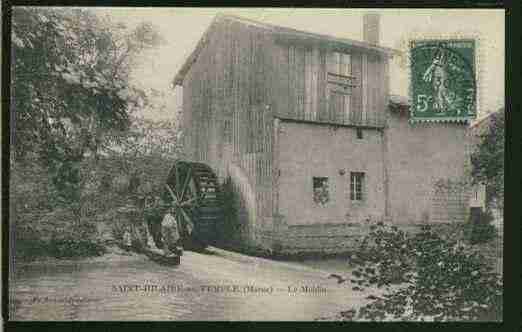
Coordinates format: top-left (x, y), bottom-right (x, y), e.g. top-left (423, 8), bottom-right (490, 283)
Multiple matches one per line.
top-left (410, 39), bottom-right (476, 123)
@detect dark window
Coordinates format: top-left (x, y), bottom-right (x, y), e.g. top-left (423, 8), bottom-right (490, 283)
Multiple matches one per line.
top-left (313, 177), bottom-right (329, 205)
top-left (350, 172), bottom-right (365, 201)
top-left (356, 128), bottom-right (363, 139)
top-left (223, 118), bottom-right (232, 144)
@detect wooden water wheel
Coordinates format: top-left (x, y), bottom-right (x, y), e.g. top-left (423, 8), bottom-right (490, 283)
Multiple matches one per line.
top-left (158, 160), bottom-right (224, 250)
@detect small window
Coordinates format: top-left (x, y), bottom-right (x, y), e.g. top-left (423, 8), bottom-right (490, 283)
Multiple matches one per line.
top-left (350, 172), bottom-right (365, 201)
top-left (356, 128), bottom-right (363, 139)
top-left (313, 177), bottom-right (329, 205)
top-left (223, 119), bottom-right (232, 143)
top-left (327, 52), bottom-right (354, 89)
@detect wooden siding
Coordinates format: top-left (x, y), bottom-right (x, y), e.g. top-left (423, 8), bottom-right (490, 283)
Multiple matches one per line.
top-left (180, 20), bottom-right (389, 235)
top-left (181, 21), bottom-right (276, 232)
top-left (273, 43), bottom-right (386, 127)
top-left (352, 52), bottom-right (364, 124)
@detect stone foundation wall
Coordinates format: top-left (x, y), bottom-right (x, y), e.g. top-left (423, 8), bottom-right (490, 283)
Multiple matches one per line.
top-left (259, 221), bottom-right (464, 255)
top-left (275, 223), bottom-right (368, 254)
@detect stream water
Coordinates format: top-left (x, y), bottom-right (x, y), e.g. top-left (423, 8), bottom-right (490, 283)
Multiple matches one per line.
top-left (9, 249), bottom-right (365, 321)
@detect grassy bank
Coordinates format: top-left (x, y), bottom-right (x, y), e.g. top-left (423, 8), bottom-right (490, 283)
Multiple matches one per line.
top-left (11, 154), bottom-right (175, 262)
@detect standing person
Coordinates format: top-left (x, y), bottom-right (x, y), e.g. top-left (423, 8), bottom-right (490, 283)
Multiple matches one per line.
top-left (161, 209), bottom-right (183, 256)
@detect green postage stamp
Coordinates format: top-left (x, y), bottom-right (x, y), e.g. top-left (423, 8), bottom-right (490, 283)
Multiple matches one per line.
top-left (410, 39), bottom-right (476, 123)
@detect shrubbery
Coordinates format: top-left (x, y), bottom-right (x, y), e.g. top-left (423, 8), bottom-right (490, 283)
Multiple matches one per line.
top-left (346, 223), bottom-right (502, 321)
top-left (471, 110), bottom-right (504, 212)
top-left (469, 209), bottom-right (497, 244)
top-left (11, 109), bottom-right (182, 260)
top-left (13, 206), bottom-right (106, 260)
top-left (12, 150), bottom-right (176, 260)
top-left (11, 8), bottom-right (174, 261)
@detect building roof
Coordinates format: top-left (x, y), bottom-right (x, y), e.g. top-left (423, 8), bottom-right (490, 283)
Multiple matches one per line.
top-left (173, 14), bottom-right (398, 86)
top-left (387, 96), bottom-right (504, 128)
top-left (388, 94), bottom-right (411, 111)
top-left (469, 111), bottom-right (497, 130)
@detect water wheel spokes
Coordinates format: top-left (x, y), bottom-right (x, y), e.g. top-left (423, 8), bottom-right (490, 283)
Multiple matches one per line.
top-left (165, 183), bottom-right (195, 234)
top-left (180, 165), bottom-right (192, 203)
top-left (162, 160), bottom-right (224, 250)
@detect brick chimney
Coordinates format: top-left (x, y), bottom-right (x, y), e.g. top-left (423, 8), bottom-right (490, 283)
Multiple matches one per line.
top-left (363, 13), bottom-right (380, 45)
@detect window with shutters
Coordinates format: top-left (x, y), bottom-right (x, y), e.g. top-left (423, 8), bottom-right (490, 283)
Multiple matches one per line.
top-left (327, 52), bottom-right (355, 123)
top-left (350, 172), bottom-right (365, 201)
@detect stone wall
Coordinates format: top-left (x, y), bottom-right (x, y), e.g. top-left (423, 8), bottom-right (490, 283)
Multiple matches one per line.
top-left (268, 222), bottom-right (443, 254)
top-left (223, 111), bottom-right (471, 254)
top-left (385, 111), bottom-right (471, 224)
top-left (273, 223), bottom-right (371, 254)
top-left (276, 120), bottom-right (386, 227)
top-left (266, 114), bottom-right (471, 253)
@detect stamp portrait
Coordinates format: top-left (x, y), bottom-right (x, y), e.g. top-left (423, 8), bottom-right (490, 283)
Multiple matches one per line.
top-left (410, 39), bottom-right (476, 122)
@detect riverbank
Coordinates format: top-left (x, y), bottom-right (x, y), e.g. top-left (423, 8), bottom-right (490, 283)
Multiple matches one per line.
top-left (10, 245), bottom-right (379, 321)
top-left (14, 244), bottom-right (353, 276)
top-left (13, 231), bottom-right (502, 280)
top-left (12, 245), bottom-right (142, 267)
top-left (10, 233), bottom-right (502, 321)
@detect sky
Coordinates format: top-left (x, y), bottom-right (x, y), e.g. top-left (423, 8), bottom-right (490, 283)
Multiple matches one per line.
top-left (92, 8), bottom-right (505, 121)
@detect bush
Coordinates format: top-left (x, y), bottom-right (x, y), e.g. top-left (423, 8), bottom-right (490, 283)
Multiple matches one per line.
top-left (48, 237), bottom-right (106, 258)
top-left (11, 116), bottom-right (181, 260)
top-left (14, 208), bottom-right (106, 260)
top-left (469, 209), bottom-right (497, 244)
top-left (48, 223), bottom-right (106, 259)
top-left (348, 223), bottom-right (502, 321)
top-left (14, 223), bottom-right (49, 261)
top-left (349, 223), bottom-right (415, 288)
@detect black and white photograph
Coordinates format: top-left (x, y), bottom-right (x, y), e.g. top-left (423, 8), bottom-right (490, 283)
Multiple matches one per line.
top-left (8, 7), bottom-right (504, 321)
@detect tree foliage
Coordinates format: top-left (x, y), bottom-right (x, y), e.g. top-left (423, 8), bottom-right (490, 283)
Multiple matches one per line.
top-left (11, 7), bottom-right (162, 200)
top-left (11, 8), bottom-right (173, 260)
top-left (470, 109), bottom-right (504, 210)
top-left (345, 223), bottom-right (502, 321)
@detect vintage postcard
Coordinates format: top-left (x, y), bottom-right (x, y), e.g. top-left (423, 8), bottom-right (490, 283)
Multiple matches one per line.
top-left (8, 7), bottom-right (504, 321)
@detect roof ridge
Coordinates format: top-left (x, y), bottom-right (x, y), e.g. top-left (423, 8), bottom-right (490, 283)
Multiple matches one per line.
top-left (217, 13), bottom-right (396, 54)
top-left (173, 13), bottom-right (398, 86)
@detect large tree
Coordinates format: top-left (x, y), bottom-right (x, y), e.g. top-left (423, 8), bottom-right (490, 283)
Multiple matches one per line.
top-left (470, 109), bottom-right (504, 211)
top-left (11, 7), bottom-right (162, 199)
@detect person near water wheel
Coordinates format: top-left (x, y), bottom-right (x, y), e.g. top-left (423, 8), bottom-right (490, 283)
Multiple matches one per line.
top-left (160, 208), bottom-right (184, 256)
top-left (161, 160), bottom-right (224, 251)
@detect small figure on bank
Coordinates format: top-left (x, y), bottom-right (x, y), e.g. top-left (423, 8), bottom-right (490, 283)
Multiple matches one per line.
top-left (161, 210), bottom-right (183, 256)
top-left (122, 226), bottom-right (133, 250)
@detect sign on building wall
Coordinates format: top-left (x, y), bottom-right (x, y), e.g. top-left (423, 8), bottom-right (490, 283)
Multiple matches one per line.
top-left (410, 39), bottom-right (476, 123)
